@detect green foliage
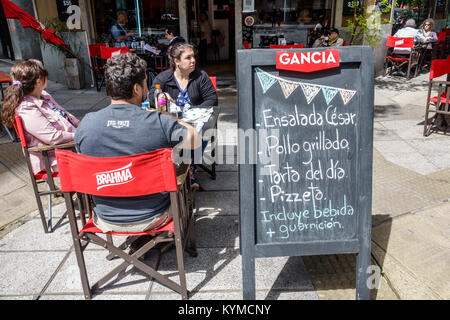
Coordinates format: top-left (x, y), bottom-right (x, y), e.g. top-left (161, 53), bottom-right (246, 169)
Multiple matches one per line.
top-left (346, 0), bottom-right (396, 47)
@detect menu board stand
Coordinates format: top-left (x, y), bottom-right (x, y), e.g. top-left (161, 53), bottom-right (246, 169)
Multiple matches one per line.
top-left (238, 46), bottom-right (374, 300)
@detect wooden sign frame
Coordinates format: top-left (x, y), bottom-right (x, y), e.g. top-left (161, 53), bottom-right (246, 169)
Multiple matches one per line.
top-left (237, 46), bottom-right (374, 300)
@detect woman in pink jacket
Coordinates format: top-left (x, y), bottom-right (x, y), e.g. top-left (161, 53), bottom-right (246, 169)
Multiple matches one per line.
top-left (1, 59), bottom-right (80, 174)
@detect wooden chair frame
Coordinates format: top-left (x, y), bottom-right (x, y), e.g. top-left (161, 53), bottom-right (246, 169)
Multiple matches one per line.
top-left (384, 36), bottom-right (421, 79)
top-left (13, 115), bottom-right (76, 233)
top-left (55, 149), bottom-right (196, 300)
top-left (423, 57), bottom-right (450, 136)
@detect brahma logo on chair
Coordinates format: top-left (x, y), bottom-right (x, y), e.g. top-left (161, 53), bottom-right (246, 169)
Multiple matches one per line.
top-left (276, 50), bottom-right (340, 72)
top-left (95, 163), bottom-right (135, 190)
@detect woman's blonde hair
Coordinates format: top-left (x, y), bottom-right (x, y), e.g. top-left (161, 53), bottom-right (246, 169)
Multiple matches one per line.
top-left (1, 59), bottom-right (48, 128)
top-left (421, 18), bottom-right (435, 31)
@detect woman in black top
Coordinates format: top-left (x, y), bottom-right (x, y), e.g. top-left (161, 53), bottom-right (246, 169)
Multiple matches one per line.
top-left (149, 42), bottom-right (218, 108)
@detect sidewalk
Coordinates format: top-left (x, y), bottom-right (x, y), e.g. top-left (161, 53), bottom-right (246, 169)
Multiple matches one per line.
top-left (0, 61), bottom-right (449, 300)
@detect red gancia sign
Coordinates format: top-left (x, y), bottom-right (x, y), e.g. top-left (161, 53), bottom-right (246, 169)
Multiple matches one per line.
top-left (276, 50), bottom-right (340, 72)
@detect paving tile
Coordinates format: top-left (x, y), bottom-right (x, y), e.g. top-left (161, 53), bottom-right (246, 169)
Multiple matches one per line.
top-left (150, 248), bottom-right (314, 299)
top-left (0, 252), bottom-right (67, 295)
top-left (196, 172), bottom-right (238, 191)
top-left (0, 219), bottom-right (73, 251)
top-left (372, 203), bottom-right (450, 299)
top-left (195, 191), bottom-right (239, 216)
top-left (195, 215), bottom-right (239, 248)
top-left (44, 249), bottom-right (158, 295)
top-left (39, 294), bottom-right (146, 300)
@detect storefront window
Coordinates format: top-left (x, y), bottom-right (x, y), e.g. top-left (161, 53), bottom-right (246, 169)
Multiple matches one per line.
top-left (254, 0), bottom-right (328, 26)
top-left (93, 0), bottom-right (179, 45)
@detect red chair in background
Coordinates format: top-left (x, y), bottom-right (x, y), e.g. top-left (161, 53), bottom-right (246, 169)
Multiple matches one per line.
top-left (342, 40), bottom-right (347, 46)
top-left (269, 44), bottom-right (304, 49)
top-left (55, 148), bottom-right (196, 299)
top-left (384, 36), bottom-right (421, 79)
top-left (100, 46), bottom-right (130, 60)
top-left (243, 40), bottom-right (251, 49)
top-left (209, 76), bottom-right (217, 91)
top-left (13, 115), bottom-right (77, 233)
top-left (423, 56), bottom-right (450, 136)
top-left (88, 43), bottom-right (106, 91)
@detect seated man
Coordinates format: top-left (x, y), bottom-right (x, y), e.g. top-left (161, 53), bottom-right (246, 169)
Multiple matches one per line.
top-left (312, 28), bottom-right (344, 48)
top-left (74, 53), bottom-right (200, 233)
top-left (153, 26), bottom-right (186, 56)
top-left (393, 19), bottom-right (425, 55)
top-left (110, 12), bottom-right (135, 42)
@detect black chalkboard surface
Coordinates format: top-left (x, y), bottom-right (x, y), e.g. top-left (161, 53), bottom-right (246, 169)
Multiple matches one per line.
top-left (238, 46), bottom-right (374, 300)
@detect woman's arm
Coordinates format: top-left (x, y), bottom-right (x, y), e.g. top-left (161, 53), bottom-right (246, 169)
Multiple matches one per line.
top-left (18, 105), bottom-right (74, 145)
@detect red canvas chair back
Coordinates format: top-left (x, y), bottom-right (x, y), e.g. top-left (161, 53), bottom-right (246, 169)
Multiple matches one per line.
top-left (269, 44), bottom-right (304, 49)
top-left (209, 76), bottom-right (217, 91)
top-left (436, 32), bottom-right (446, 43)
top-left (429, 56), bottom-right (450, 80)
top-left (386, 36), bottom-right (414, 48)
top-left (343, 40), bottom-right (347, 46)
top-left (56, 148), bottom-right (177, 197)
top-left (442, 28), bottom-right (450, 36)
top-left (100, 46), bottom-right (130, 60)
top-left (88, 43), bottom-right (106, 57)
top-left (55, 148), bottom-right (196, 300)
top-left (13, 115), bottom-right (28, 148)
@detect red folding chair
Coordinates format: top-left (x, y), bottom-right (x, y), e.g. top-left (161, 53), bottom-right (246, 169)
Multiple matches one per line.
top-left (423, 56), bottom-right (450, 136)
top-left (100, 46), bottom-right (130, 60)
top-left (243, 40), bottom-right (251, 49)
top-left (55, 148), bottom-right (196, 299)
top-left (384, 36), bottom-right (421, 79)
top-left (13, 115), bottom-right (77, 233)
top-left (269, 44), bottom-right (304, 49)
top-left (88, 43), bottom-right (106, 91)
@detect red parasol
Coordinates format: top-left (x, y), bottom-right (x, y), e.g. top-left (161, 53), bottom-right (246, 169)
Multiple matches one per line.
top-left (1, 0), bottom-right (68, 48)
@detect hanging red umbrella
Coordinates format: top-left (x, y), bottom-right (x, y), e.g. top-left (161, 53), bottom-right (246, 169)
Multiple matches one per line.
top-left (1, 0), bottom-right (68, 48)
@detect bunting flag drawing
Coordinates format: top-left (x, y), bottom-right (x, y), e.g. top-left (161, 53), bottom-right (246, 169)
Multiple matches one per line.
top-left (338, 88), bottom-right (357, 105)
top-left (300, 83), bottom-right (321, 104)
top-left (321, 87), bottom-right (339, 105)
top-left (279, 80), bottom-right (300, 99)
top-left (255, 68), bottom-right (277, 94)
top-left (254, 67), bottom-right (357, 105)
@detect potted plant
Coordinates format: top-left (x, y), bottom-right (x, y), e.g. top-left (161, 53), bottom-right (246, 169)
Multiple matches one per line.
top-left (40, 18), bottom-right (86, 89)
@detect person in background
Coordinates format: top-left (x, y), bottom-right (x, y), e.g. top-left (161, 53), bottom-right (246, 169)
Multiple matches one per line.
top-left (110, 12), bottom-right (135, 42)
top-left (312, 28), bottom-right (344, 47)
top-left (149, 42), bottom-right (218, 188)
top-left (198, 11), bottom-right (212, 64)
top-left (393, 19), bottom-right (424, 55)
top-left (154, 25), bottom-right (186, 56)
top-left (1, 59), bottom-right (79, 175)
top-left (417, 18), bottom-right (438, 71)
top-left (309, 15), bottom-right (328, 47)
top-left (75, 52), bottom-right (200, 234)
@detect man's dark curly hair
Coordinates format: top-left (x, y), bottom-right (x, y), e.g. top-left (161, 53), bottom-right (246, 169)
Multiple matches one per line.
top-left (104, 53), bottom-right (147, 100)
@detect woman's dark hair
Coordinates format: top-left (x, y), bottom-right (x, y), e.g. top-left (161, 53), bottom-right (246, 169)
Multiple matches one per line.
top-left (104, 52), bottom-right (147, 100)
top-left (1, 59), bottom-right (48, 128)
top-left (168, 42), bottom-right (196, 70)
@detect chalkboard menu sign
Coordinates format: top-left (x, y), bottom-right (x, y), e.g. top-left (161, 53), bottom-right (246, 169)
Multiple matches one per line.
top-left (238, 47), bottom-right (374, 300)
top-left (56, 0), bottom-right (79, 22)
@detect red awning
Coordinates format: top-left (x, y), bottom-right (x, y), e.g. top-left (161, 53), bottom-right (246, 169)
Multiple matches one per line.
top-left (1, 0), bottom-right (67, 48)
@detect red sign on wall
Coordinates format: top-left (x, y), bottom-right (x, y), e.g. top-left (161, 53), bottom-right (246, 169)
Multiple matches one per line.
top-left (276, 50), bottom-right (340, 72)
